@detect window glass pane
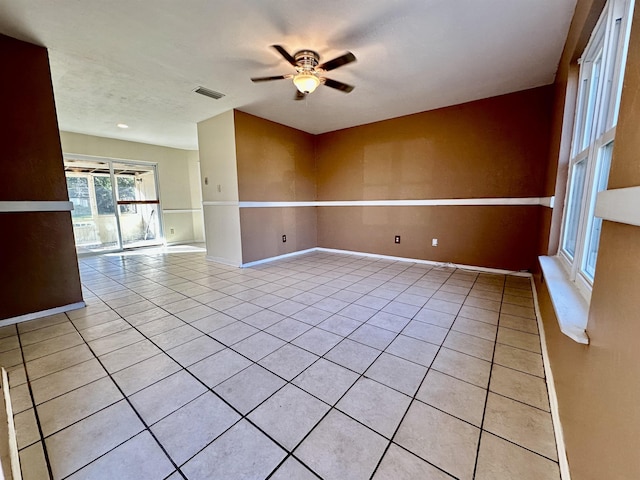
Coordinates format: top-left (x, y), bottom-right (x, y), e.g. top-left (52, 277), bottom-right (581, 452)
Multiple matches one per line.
top-left (562, 159), bottom-right (588, 259)
top-left (602, 18), bottom-right (622, 132)
top-left (583, 142), bottom-right (614, 279)
top-left (573, 77), bottom-right (590, 156)
top-left (94, 176), bottom-right (115, 215)
top-left (117, 176), bottom-right (136, 200)
top-left (117, 176), bottom-right (137, 214)
top-left (66, 176), bottom-right (92, 217)
top-left (581, 52), bottom-right (603, 151)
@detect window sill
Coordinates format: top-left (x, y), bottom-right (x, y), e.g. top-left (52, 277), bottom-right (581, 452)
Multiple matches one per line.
top-left (538, 256), bottom-right (590, 344)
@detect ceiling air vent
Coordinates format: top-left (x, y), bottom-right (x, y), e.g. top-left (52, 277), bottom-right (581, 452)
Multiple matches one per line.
top-left (194, 86), bottom-right (225, 100)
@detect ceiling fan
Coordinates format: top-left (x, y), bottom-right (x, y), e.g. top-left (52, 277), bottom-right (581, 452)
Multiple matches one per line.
top-left (251, 45), bottom-right (356, 100)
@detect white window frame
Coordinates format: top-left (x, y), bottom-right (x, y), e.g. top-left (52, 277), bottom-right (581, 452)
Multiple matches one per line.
top-left (558, 0), bottom-right (634, 302)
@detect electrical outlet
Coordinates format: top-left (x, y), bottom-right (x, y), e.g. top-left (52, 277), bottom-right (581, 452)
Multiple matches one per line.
top-left (282, 235), bottom-right (287, 243)
top-left (170, 228), bottom-right (175, 235)
top-left (395, 235), bottom-right (401, 244)
top-left (432, 238), bottom-right (438, 247)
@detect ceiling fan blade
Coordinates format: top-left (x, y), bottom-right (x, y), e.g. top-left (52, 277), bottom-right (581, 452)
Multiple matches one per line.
top-left (271, 45), bottom-right (298, 67)
top-left (317, 52), bottom-right (356, 71)
top-left (294, 90), bottom-right (306, 101)
top-left (323, 78), bottom-right (355, 93)
top-left (251, 75), bottom-right (289, 82)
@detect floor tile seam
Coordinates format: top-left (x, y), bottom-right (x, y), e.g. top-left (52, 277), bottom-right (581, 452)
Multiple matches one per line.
top-left (494, 338), bottom-right (543, 356)
top-left (64, 313), bottom-right (207, 478)
top-left (79, 255), bottom-right (536, 476)
top-left (491, 357), bottom-right (547, 379)
top-left (36, 392), bottom-right (125, 442)
top-left (24, 353), bottom-right (101, 384)
top-left (368, 267), bottom-right (461, 479)
top-left (17, 328), bottom-right (80, 350)
top-left (448, 324), bottom-right (499, 343)
top-left (473, 274), bottom-right (509, 479)
top-left (164, 366), bottom-right (328, 473)
top-left (410, 396), bottom-right (485, 430)
top-left (138, 389), bottom-right (214, 430)
top-left (57, 429), bottom-right (158, 480)
top-left (168, 416), bottom-right (245, 471)
top-left (262, 453), bottom-right (318, 480)
top-left (486, 387), bottom-right (553, 414)
top-left (497, 309), bottom-right (538, 321)
top-left (428, 363), bottom-right (491, 390)
top-left (430, 343), bottom-right (494, 363)
top-left (138, 319), bottom-right (195, 339)
top-left (15, 323), bottom-right (55, 480)
top-left (0, 342), bottom-right (26, 357)
top-left (479, 429), bottom-right (561, 465)
top-left (501, 298), bottom-right (536, 308)
top-left (31, 372), bottom-right (112, 409)
top-left (381, 440), bottom-right (460, 479)
top-left (14, 318), bottom-right (71, 337)
top-left (84, 270), bottom-right (218, 316)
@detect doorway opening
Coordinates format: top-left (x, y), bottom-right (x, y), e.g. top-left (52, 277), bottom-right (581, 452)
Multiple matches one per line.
top-left (64, 156), bottom-right (164, 255)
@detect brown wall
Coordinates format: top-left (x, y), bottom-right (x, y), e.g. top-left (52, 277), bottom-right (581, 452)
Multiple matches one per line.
top-left (240, 208), bottom-right (317, 264)
top-left (537, 2), bottom-right (640, 478)
top-left (235, 110), bottom-right (316, 202)
top-left (234, 110), bottom-right (317, 263)
top-left (315, 87), bottom-right (554, 271)
top-left (316, 87), bottom-right (553, 200)
top-left (318, 205), bottom-right (542, 271)
top-left (0, 34), bottom-right (82, 319)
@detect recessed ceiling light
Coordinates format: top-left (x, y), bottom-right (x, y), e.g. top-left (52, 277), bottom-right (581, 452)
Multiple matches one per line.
top-left (117, 123), bottom-right (129, 129)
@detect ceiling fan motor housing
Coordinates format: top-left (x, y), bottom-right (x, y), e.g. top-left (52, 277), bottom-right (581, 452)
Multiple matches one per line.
top-left (294, 50), bottom-right (320, 72)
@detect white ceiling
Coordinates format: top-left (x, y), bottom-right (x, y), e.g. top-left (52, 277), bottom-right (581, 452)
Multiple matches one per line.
top-left (0, 0), bottom-right (577, 150)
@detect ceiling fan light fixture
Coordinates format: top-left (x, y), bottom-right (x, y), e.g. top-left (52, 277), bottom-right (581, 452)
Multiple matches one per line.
top-left (293, 73), bottom-right (320, 94)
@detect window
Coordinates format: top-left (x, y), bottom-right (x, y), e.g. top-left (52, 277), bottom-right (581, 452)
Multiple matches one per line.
top-left (559, 0), bottom-right (634, 298)
top-left (66, 176), bottom-right (92, 218)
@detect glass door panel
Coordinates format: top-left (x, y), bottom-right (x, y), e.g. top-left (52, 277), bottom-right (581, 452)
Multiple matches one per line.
top-left (113, 162), bottom-right (163, 249)
top-left (65, 159), bottom-right (121, 254)
top-left (64, 158), bottom-right (163, 254)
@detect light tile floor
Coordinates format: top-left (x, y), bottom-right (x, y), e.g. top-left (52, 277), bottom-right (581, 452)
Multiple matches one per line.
top-left (3, 250), bottom-right (561, 479)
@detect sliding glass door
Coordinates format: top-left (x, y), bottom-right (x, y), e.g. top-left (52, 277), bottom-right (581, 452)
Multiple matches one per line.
top-left (64, 156), bottom-right (163, 254)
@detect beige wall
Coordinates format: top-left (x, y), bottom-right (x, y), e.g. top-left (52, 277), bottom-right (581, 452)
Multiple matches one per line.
top-left (60, 131), bottom-right (203, 244)
top-left (197, 110), bottom-right (242, 266)
top-left (537, 2), bottom-right (640, 478)
top-left (0, 34), bottom-right (82, 319)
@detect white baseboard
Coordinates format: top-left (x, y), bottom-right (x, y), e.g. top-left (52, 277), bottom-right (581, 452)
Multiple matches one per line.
top-left (234, 246), bottom-right (532, 276)
top-left (205, 255), bottom-right (241, 267)
top-left (241, 248), bottom-right (317, 268)
top-left (531, 277), bottom-right (571, 480)
top-left (0, 301), bottom-right (86, 327)
top-left (315, 247), bottom-right (532, 276)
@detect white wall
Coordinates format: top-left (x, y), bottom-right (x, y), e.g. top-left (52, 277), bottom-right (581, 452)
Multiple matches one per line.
top-left (197, 110), bottom-right (243, 266)
top-left (60, 131), bottom-right (203, 245)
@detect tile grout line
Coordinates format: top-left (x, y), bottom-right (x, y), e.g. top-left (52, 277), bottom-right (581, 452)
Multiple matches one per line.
top-left (368, 266), bottom-right (465, 479)
top-left (60, 314), bottom-right (187, 479)
top-left (15, 323), bottom-right (55, 480)
top-left (471, 273), bottom-right (507, 479)
top-left (73, 274), bottom-right (335, 475)
top-left (67, 251), bottom-right (547, 479)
